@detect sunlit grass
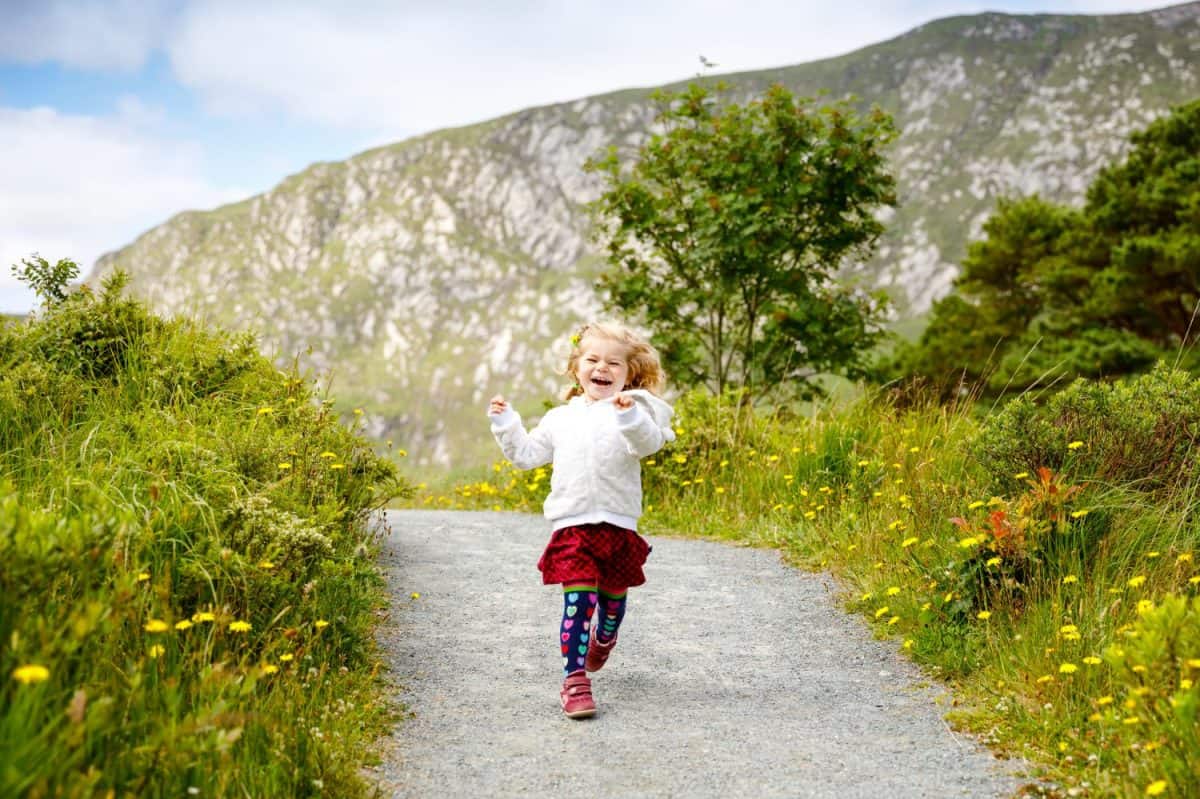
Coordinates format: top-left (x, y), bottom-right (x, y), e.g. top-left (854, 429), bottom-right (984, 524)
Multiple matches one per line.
top-left (1, 280), bottom-right (407, 796)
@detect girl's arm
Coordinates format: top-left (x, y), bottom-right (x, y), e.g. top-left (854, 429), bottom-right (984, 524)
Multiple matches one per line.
top-left (614, 402), bottom-right (667, 458)
top-left (488, 401), bottom-right (554, 469)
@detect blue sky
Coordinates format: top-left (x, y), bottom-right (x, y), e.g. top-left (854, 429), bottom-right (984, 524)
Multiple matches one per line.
top-left (0, 0), bottom-right (1176, 313)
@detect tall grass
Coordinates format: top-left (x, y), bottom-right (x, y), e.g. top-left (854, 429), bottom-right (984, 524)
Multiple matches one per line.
top-left (1, 272), bottom-right (407, 797)
top-left (431, 371), bottom-right (1200, 797)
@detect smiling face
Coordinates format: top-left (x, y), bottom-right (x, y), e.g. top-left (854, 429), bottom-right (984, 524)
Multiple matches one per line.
top-left (575, 335), bottom-right (631, 402)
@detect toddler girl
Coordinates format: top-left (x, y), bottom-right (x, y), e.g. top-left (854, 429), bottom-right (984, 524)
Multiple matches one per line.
top-left (487, 321), bottom-right (674, 719)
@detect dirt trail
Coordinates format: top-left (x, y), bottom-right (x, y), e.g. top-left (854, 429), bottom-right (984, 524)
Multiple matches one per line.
top-left (369, 510), bottom-right (1023, 798)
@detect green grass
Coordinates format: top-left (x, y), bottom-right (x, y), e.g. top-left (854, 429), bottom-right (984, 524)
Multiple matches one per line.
top-left (1, 275), bottom-right (408, 797)
top-left (431, 374), bottom-right (1200, 798)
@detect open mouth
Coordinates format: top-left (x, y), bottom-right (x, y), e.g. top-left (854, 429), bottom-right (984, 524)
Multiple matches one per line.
top-left (591, 377), bottom-right (613, 387)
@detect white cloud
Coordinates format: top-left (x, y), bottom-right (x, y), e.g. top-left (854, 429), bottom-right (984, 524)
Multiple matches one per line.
top-left (0, 105), bottom-right (246, 310)
top-left (0, 0), bottom-right (176, 71)
top-left (165, 0), bottom-right (1180, 136)
top-left (166, 0), bottom-right (939, 135)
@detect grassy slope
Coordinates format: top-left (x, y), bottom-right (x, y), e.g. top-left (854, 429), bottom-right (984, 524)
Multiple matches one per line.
top-left (0, 280), bottom-right (407, 797)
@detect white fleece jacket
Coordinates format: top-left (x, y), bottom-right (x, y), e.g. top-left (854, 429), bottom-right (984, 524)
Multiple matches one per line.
top-left (488, 389), bottom-right (676, 531)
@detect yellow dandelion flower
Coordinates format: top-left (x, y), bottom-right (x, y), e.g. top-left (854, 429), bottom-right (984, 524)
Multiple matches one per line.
top-left (1127, 575), bottom-right (1147, 588)
top-left (1182, 679), bottom-right (1194, 690)
top-left (144, 619), bottom-right (169, 633)
top-left (1137, 599), bottom-right (1155, 615)
top-left (174, 620), bottom-right (193, 631)
top-left (1014, 472), bottom-right (1029, 479)
top-left (192, 611), bottom-right (216, 623)
top-left (874, 606), bottom-right (890, 619)
top-left (1185, 658), bottom-right (1200, 669)
top-left (1097, 696), bottom-right (1114, 706)
top-left (12, 664), bottom-right (50, 684)
top-left (1059, 663), bottom-right (1078, 674)
top-left (718, 460), bottom-right (729, 468)
top-left (857, 460), bottom-right (870, 467)
top-left (396, 448), bottom-right (408, 457)
top-left (1190, 576), bottom-right (1200, 585)
top-left (314, 619), bottom-right (330, 629)
top-left (887, 616), bottom-right (900, 626)
top-left (280, 653), bottom-right (294, 662)
top-left (886, 586), bottom-right (901, 596)
top-left (1067, 440), bottom-right (1084, 450)
top-left (278, 462), bottom-right (292, 470)
top-left (1147, 551), bottom-right (1160, 559)
top-left (136, 571), bottom-right (151, 582)
top-left (1083, 656), bottom-right (1101, 665)
top-left (257, 407), bottom-right (274, 415)
top-left (958, 536), bottom-right (980, 549)
top-left (804, 511), bottom-right (816, 519)
top-left (228, 620), bottom-right (252, 633)
top-left (147, 644), bottom-right (165, 658)
top-left (1176, 552), bottom-right (1193, 563)
top-left (968, 500), bottom-right (985, 510)
top-left (1059, 624), bottom-right (1079, 635)
top-left (1087, 712), bottom-right (1102, 722)
top-left (319, 451), bottom-right (337, 459)
top-left (258, 560), bottom-right (275, 570)
top-left (1123, 716), bottom-right (1142, 725)
top-left (977, 611), bottom-right (992, 620)
top-left (1145, 780), bottom-right (1167, 796)
top-left (330, 463), bottom-right (346, 470)
top-left (1070, 509), bottom-right (1089, 519)
top-left (410, 592), bottom-right (421, 600)
top-left (715, 487), bottom-right (725, 494)
top-left (902, 639), bottom-right (914, 650)
top-left (261, 664), bottom-right (279, 675)
top-left (1062, 574), bottom-right (1078, 584)
top-left (901, 537), bottom-right (919, 548)
top-left (860, 592), bottom-right (873, 601)
top-left (1036, 675), bottom-right (1054, 684)
top-left (1057, 741), bottom-right (1069, 753)
top-left (986, 557), bottom-right (1002, 567)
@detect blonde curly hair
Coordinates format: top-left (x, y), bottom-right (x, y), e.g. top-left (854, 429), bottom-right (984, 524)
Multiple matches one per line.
top-left (563, 322), bottom-right (666, 400)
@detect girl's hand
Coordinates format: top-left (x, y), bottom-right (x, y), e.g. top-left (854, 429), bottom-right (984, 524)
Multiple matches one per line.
top-left (613, 392), bottom-right (633, 410)
top-left (488, 395), bottom-right (508, 415)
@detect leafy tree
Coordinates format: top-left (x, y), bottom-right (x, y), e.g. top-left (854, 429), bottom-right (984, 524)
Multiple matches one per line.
top-left (890, 98), bottom-right (1200, 397)
top-left (587, 83), bottom-right (897, 400)
top-left (12, 254), bottom-right (79, 308)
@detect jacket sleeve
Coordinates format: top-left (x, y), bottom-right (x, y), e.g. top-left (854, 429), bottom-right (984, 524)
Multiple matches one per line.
top-left (489, 407), bottom-right (555, 469)
top-left (615, 404), bottom-right (667, 458)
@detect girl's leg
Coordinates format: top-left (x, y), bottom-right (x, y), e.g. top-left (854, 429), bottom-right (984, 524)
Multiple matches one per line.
top-left (595, 587), bottom-right (627, 645)
top-left (559, 584), bottom-right (598, 675)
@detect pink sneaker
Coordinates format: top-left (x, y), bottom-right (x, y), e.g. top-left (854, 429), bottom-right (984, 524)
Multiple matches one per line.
top-left (560, 670), bottom-right (596, 719)
top-left (585, 635), bottom-right (617, 673)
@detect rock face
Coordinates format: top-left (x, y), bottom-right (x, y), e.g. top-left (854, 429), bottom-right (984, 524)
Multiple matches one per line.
top-left (92, 3), bottom-right (1200, 466)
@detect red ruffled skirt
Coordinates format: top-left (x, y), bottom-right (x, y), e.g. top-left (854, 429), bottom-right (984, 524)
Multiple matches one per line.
top-left (537, 522), bottom-right (651, 592)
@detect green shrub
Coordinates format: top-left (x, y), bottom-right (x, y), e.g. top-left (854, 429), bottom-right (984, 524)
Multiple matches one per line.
top-left (0, 267), bottom-right (408, 797)
top-left (972, 363), bottom-right (1200, 495)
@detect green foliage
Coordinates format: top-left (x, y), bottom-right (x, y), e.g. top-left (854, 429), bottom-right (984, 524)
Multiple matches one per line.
top-left (0, 273), bottom-right (408, 796)
top-left (587, 82), bottom-right (897, 401)
top-left (972, 363), bottom-right (1200, 495)
top-left (1100, 595), bottom-right (1200, 797)
top-left (891, 99), bottom-right (1200, 397)
top-left (11, 254), bottom-right (80, 308)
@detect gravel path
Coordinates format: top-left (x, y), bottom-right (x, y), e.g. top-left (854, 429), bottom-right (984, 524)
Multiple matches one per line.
top-left (369, 510), bottom-right (1024, 798)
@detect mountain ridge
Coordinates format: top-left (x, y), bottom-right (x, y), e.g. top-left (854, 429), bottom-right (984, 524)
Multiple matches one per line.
top-left (92, 2), bottom-right (1200, 466)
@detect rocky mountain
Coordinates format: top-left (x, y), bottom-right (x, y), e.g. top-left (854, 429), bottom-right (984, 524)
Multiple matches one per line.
top-left (92, 2), bottom-right (1200, 467)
